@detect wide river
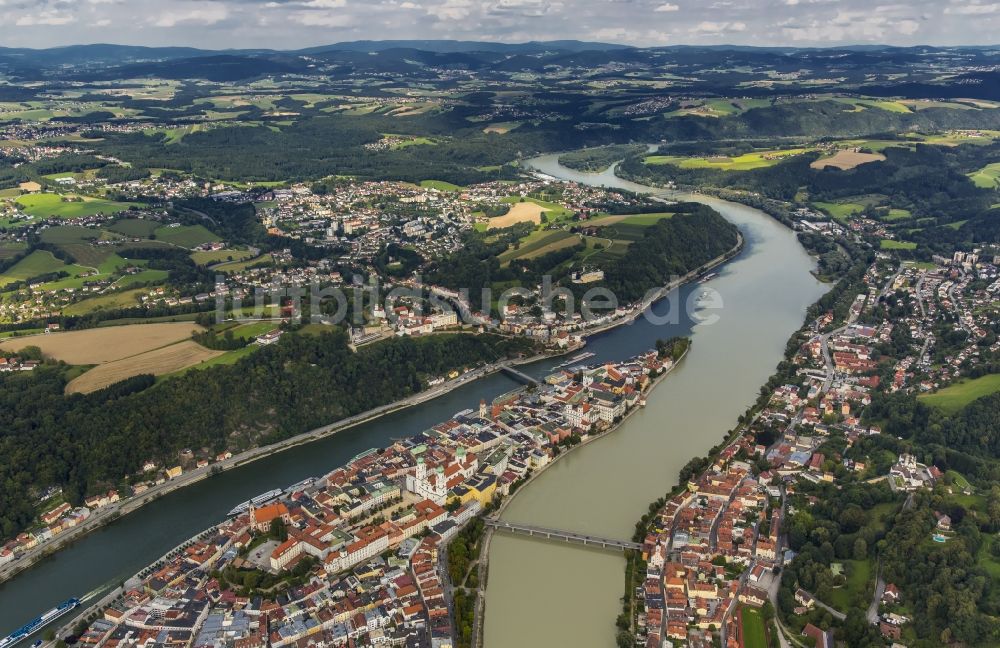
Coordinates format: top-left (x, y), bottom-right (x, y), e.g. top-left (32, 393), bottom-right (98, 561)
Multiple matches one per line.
top-left (481, 154), bottom-right (827, 647)
top-left (0, 155), bottom-right (826, 646)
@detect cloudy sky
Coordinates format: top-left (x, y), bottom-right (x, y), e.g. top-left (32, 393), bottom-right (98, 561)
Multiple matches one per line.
top-left (0, 0), bottom-right (998, 49)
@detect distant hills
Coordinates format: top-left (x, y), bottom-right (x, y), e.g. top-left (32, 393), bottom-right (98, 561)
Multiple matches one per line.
top-left (0, 41), bottom-right (998, 100)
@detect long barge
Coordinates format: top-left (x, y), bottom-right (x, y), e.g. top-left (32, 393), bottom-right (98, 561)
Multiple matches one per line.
top-left (225, 488), bottom-right (283, 517)
top-left (0, 598), bottom-right (80, 648)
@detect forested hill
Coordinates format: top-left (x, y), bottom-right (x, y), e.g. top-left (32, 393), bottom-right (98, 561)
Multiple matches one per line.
top-left (603, 206), bottom-right (740, 303)
top-left (0, 331), bottom-right (537, 539)
top-left (426, 204), bottom-right (738, 309)
top-left (857, 390), bottom-right (1000, 643)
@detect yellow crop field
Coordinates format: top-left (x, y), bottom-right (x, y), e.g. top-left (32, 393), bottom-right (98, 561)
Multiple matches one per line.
top-left (0, 322), bottom-right (203, 364)
top-left (65, 340), bottom-right (224, 394)
top-left (488, 202), bottom-right (547, 229)
top-left (811, 149), bottom-right (887, 170)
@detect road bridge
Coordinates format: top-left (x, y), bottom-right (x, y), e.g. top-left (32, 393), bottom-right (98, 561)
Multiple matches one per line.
top-left (499, 365), bottom-right (538, 386)
top-left (485, 519), bottom-right (641, 552)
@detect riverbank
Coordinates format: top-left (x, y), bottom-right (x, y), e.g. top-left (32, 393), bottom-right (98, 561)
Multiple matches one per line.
top-left (0, 345), bottom-right (567, 587)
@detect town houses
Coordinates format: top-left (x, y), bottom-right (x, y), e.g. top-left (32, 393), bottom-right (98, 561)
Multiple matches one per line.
top-left (64, 350), bottom-right (675, 648)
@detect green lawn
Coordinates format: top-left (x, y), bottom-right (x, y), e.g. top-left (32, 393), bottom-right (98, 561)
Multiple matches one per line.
top-left (969, 163), bottom-right (1000, 189)
top-left (62, 288), bottom-right (146, 315)
top-left (883, 208), bottom-right (912, 221)
top-left (115, 269), bottom-right (169, 287)
top-left (109, 218), bottom-right (160, 237)
top-left (828, 559), bottom-right (872, 611)
top-left (16, 193), bottom-right (137, 219)
top-left (176, 345), bottom-right (259, 373)
top-left (0, 250), bottom-right (71, 286)
top-left (977, 540), bottom-right (1000, 579)
top-left (420, 180), bottom-right (463, 191)
top-left (0, 242), bottom-right (28, 260)
top-left (212, 253), bottom-right (273, 274)
top-left (812, 201), bottom-right (865, 222)
top-left (880, 239), bottom-right (917, 250)
top-left (153, 224), bottom-right (220, 248)
top-left (646, 148), bottom-right (812, 171)
top-left (740, 607), bottom-right (768, 648)
top-left (619, 213), bottom-right (675, 225)
top-left (946, 470), bottom-right (972, 491)
top-left (842, 98), bottom-right (912, 113)
top-left (920, 374), bottom-right (1000, 414)
top-left (227, 321), bottom-right (279, 339)
top-left (497, 230), bottom-right (579, 264)
top-left (191, 248), bottom-right (253, 266)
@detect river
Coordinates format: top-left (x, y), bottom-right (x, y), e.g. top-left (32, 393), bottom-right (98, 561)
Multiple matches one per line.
top-left (481, 154), bottom-right (828, 648)
top-left (0, 155), bottom-right (826, 645)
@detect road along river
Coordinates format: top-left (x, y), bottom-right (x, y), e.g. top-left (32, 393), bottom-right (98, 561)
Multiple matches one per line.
top-left (480, 154), bottom-right (828, 648)
top-left (0, 154), bottom-right (825, 645)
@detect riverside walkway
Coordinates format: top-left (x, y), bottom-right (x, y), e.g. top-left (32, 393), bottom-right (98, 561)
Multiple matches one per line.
top-left (484, 519), bottom-right (641, 552)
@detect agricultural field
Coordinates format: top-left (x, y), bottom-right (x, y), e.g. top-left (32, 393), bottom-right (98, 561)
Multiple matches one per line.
top-left (920, 374), bottom-right (1000, 414)
top-left (482, 122), bottom-right (521, 134)
top-left (0, 321), bottom-right (203, 364)
top-left (497, 230), bottom-right (581, 265)
top-left (153, 224), bottom-right (220, 248)
top-left (812, 201), bottom-right (865, 222)
top-left (39, 226), bottom-right (121, 267)
top-left (880, 239), bottom-right (917, 250)
top-left (15, 193), bottom-right (138, 219)
top-left (810, 149), bottom-right (886, 170)
top-left (213, 253), bottom-right (273, 273)
top-left (109, 218), bottom-right (160, 237)
top-left (190, 248), bottom-right (254, 266)
top-left (645, 148), bottom-right (811, 171)
top-left (882, 208), bottom-right (912, 221)
top-left (0, 250), bottom-right (78, 287)
top-left (62, 288), bottom-right (148, 315)
top-left (419, 180), bottom-right (463, 191)
top-left (664, 98), bottom-right (772, 118)
top-left (0, 242), bottom-right (27, 260)
top-left (969, 163), bottom-right (1000, 189)
top-left (489, 201), bottom-right (547, 229)
top-left (115, 269), bottom-right (170, 288)
top-left (832, 97), bottom-right (912, 113)
top-left (170, 344), bottom-right (258, 375)
top-left (66, 339), bottom-right (224, 394)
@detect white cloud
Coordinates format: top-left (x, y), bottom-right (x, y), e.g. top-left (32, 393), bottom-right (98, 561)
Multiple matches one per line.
top-left (428, 0), bottom-right (475, 20)
top-left (291, 10), bottom-right (353, 26)
top-left (654, 3), bottom-right (680, 11)
top-left (943, 2), bottom-right (999, 14)
top-left (301, 0), bottom-right (346, 7)
top-left (152, 4), bottom-right (228, 27)
top-left (16, 10), bottom-right (74, 25)
top-left (689, 20), bottom-right (746, 34)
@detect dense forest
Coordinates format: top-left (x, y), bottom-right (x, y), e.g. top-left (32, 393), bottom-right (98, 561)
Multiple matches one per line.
top-left (557, 144), bottom-right (647, 172)
top-left (601, 207), bottom-right (739, 303)
top-left (0, 330), bottom-right (537, 539)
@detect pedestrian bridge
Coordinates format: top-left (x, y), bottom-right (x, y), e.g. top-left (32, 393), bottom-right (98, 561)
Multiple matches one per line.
top-left (485, 519), bottom-right (642, 552)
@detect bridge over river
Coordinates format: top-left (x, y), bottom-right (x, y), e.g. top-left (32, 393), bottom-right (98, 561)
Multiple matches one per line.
top-left (485, 519), bottom-right (642, 552)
